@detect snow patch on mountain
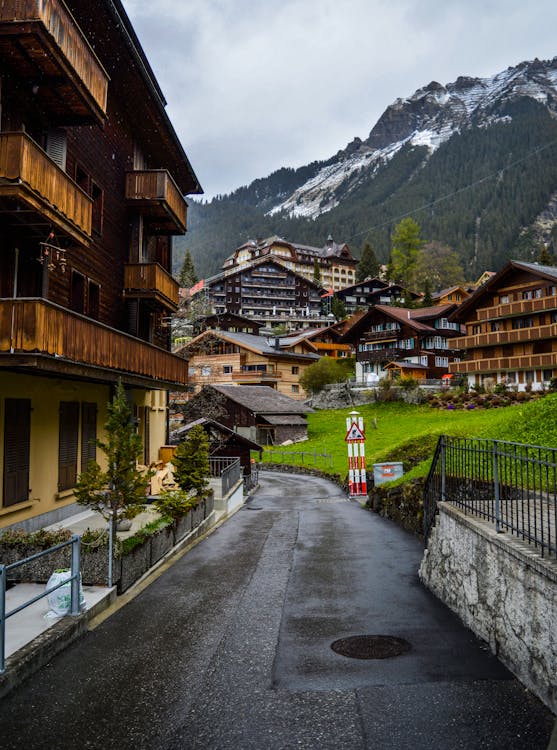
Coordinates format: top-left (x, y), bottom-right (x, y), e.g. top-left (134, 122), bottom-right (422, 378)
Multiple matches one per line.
top-left (266, 57), bottom-right (557, 220)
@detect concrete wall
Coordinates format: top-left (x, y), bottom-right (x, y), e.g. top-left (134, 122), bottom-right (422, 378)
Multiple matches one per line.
top-left (419, 503), bottom-right (557, 713)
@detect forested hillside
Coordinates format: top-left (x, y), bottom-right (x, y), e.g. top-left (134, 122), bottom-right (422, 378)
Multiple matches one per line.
top-left (175, 88), bottom-right (557, 282)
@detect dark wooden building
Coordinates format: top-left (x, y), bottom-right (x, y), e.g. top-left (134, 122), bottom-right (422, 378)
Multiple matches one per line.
top-left (0, 0), bottom-right (200, 530)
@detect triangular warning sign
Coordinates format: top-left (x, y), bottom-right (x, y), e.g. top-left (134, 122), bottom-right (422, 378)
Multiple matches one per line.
top-left (345, 422), bottom-right (366, 442)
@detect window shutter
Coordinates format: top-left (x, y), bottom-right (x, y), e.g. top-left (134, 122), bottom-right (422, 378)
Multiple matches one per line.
top-left (59, 402), bottom-right (79, 491)
top-left (3, 399), bottom-right (31, 507)
top-left (46, 128), bottom-right (67, 170)
top-left (81, 402), bottom-right (97, 471)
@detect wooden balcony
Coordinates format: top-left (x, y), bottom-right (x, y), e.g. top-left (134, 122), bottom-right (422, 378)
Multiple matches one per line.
top-left (231, 369), bottom-right (282, 382)
top-left (0, 0), bottom-right (108, 124)
top-left (450, 352), bottom-right (557, 375)
top-left (454, 323), bottom-right (557, 350)
top-left (0, 132), bottom-right (92, 242)
top-left (475, 296), bottom-right (557, 322)
top-left (362, 329), bottom-right (401, 341)
top-left (0, 298), bottom-right (189, 389)
top-left (126, 170), bottom-right (187, 235)
top-left (124, 263), bottom-right (179, 312)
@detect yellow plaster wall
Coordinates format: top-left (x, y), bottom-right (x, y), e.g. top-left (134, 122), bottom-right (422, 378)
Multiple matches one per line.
top-left (0, 373), bottom-right (111, 529)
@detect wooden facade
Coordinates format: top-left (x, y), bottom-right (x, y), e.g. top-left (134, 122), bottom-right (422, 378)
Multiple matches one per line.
top-left (449, 261), bottom-right (557, 390)
top-left (0, 0), bottom-right (201, 528)
top-left (341, 304), bottom-right (463, 381)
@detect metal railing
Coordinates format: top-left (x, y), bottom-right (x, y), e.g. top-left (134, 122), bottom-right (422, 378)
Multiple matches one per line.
top-left (209, 457), bottom-right (242, 497)
top-left (0, 535), bottom-right (81, 673)
top-left (262, 450), bottom-right (334, 469)
top-left (424, 436), bottom-right (557, 559)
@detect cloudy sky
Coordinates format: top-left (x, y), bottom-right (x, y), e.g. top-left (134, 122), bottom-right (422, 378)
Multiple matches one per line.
top-left (122, 0), bottom-right (557, 199)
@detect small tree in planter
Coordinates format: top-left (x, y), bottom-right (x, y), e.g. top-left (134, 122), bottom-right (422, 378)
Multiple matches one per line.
top-left (172, 424), bottom-right (210, 503)
top-left (75, 380), bottom-right (149, 538)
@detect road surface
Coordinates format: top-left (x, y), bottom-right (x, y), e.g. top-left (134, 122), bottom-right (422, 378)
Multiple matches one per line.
top-left (0, 471), bottom-right (553, 749)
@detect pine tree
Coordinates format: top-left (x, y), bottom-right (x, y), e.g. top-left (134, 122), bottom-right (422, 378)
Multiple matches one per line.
top-left (356, 241), bottom-right (380, 282)
top-left (75, 380), bottom-right (149, 538)
top-left (421, 278), bottom-right (433, 307)
top-left (390, 218), bottom-right (423, 292)
top-left (172, 424), bottom-right (210, 500)
top-left (178, 249), bottom-right (198, 288)
top-left (312, 258), bottom-right (322, 285)
top-left (538, 244), bottom-right (555, 266)
top-left (331, 296), bottom-right (347, 321)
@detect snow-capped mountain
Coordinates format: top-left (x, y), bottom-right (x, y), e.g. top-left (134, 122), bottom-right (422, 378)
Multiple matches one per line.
top-left (267, 58), bottom-right (557, 220)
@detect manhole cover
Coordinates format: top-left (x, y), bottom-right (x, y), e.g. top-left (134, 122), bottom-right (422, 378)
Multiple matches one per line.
top-left (331, 635), bottom-right (411, 660)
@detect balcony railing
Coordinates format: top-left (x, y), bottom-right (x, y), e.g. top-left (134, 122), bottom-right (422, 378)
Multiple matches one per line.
top-left (362, 328), bottom-right (401, 341)
top-left (231, 370), bottom-right (281, 381)
top-left (126, 170), bottom-right (187, 235)
top-left (0, 298), bottom-right (189, 387)
top-left (0, 0), bottom-right (108, 122)
top-left (475, 296), bottom-right (557, 322)
top-left (124, 263), bottom-right (179, 311)
top-left (0, 132), bottom-right (92, 240)
top-left (450, 352), bottom-right (557, 374)
top-left (454, 323), bottom-right (557, 350)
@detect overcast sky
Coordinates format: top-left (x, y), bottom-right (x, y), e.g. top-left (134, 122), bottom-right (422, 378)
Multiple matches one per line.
top-left (122, 0), bottom-right (557, 200)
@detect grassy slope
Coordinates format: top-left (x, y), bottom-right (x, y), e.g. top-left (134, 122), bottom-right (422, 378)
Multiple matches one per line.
top-left (261, 396), bottom-right (557, 482)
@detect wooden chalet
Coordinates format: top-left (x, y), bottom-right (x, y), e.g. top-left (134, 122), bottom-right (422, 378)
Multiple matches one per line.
top-left (280, 325), bottom-right (353, 359)
top-left (449, 260), bottom-right (557, 390)
top-left (341, 305), bottom-right (463, 382)
top-left (192, 312), bottom-right (264, 337)
top-left (333, 278), bottom-right (412, 314)
top-left (431, 285), bottom-right (471, 306)
top-left (185, 385), bottom-right (313, 446)
top-left (176, 330), bottom-right (319, 400)
top-left (0, 0), bottom-right (201, 530)
top-left (170, 417), bottom-right (262, 479)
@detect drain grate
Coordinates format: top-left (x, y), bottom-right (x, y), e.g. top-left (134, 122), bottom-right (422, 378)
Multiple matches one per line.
top-left (331, 635), bottom-right (411, 660)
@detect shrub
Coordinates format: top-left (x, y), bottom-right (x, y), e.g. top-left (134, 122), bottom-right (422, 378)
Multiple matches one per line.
top-left (0, 527), bottom-right (72, 549)
top-left (154, 489), bottom-right (196, 524)
top-left (299, 356), bottom-right (349, 394)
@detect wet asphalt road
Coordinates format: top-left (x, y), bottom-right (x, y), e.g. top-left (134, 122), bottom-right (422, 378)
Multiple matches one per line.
top-left (0, 471), bottom-right (554, 749)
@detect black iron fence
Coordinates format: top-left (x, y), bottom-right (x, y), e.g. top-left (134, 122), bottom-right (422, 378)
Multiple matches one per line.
top-left (424, 435), bottom-right (557, 559)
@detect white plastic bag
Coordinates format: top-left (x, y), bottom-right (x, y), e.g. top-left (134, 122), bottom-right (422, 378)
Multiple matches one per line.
top-left (45, 569), bottom-right (85, 618)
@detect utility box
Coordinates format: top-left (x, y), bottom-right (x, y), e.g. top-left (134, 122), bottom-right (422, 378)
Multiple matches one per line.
top-left (373, 462), bottom-right (404, 486)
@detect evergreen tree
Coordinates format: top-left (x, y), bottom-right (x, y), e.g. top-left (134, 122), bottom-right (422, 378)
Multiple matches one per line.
top-left (75, 380), bottom-right (149, 538)
top-left (312, 258), bottom-right (322, 285)
top-left (538, 244), bottom-right (556, 266)
top-left (390, 217), bottom-right (423, 292)
top-left (330, 296), bottom-right (347, 321)
top-left (356, 241), bottom-right (380, 282)
top-left (173, 424), bottom-right (210, 499)
top-left (178, 249), bottom-right (198, 288)
top-left (421, 278), bottom-right (433, 307)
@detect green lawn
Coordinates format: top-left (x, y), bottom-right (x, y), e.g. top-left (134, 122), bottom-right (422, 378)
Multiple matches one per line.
top-left (260, 395), bottom-right (557, 482)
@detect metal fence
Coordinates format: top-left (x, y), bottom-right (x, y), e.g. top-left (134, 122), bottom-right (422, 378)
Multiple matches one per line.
top-left (424, 435), bottom-right (557, 559)
top-left (209, 457), bottom-right (242, 497)
top-left (262, 450), bottom-right (333, 469)
top-left (0, 535), bottom-right (81, 673)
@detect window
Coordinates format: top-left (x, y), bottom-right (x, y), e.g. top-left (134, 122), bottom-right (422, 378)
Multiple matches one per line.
top-left (435, 356), bottom-right (449, 367)
top-left (500, 294), bottom-right (510, 304)
top-left (81, 403), bottom-right (97, 470)
top-left (292, 366), bottom-right (299, 375)
top-left (88, 281), bottom-right (100, 320)
top-left (291, 384), bottom-right (300, 393)
top-left (3, 398), bottom-right (31, 506)
top-left (223, 365), bottom-right (233, 374)
top-left (59, 401), bottom-right (79, 491)
top-left (70, 270), bottom-right (85, 314)
top-left (421, 356), bottom-right (428, 366)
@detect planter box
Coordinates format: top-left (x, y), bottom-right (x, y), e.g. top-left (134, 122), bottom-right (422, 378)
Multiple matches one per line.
top-left (0, 545), bottom-right (71, 583)
top-left (174, 510), bottom-right (192, 544)
top-left (191, 503), bottom-right (204, 529)
top-left (150, 525), bottom-right (174, 566)
top-left (118, 539), bottom-right (151, 594)
top-left (205, 492), bottom-right (214, 518)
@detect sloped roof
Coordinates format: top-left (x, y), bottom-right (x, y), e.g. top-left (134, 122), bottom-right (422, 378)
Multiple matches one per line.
top-left (259, 414), bottom-right (309, 425)
top-left (172, 417), bottom-right (262, 451)
top-left (451, 260), bottom-right (557, 321)
top-left (211, 385), bottom-right (313, 414)
top-left (179, 330), bottom-right (320, 361)
top-left (411, 304), bottom-right (457, 320)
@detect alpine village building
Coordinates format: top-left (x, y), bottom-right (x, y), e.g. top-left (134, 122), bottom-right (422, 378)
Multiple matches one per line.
top-left (0, 0), bottom-right (201, 530)
top-left (449, 260), bottom-right (557, 390)
top-left (341, 304), bottom-right (464, 382)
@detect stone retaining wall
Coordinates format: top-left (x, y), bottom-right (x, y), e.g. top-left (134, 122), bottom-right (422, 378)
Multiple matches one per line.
top-left (420, 504), bottom-right (557, 713)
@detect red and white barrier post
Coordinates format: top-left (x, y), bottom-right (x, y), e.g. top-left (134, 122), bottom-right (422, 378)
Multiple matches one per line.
top-left (345, 410), bottom-right (367, 497)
